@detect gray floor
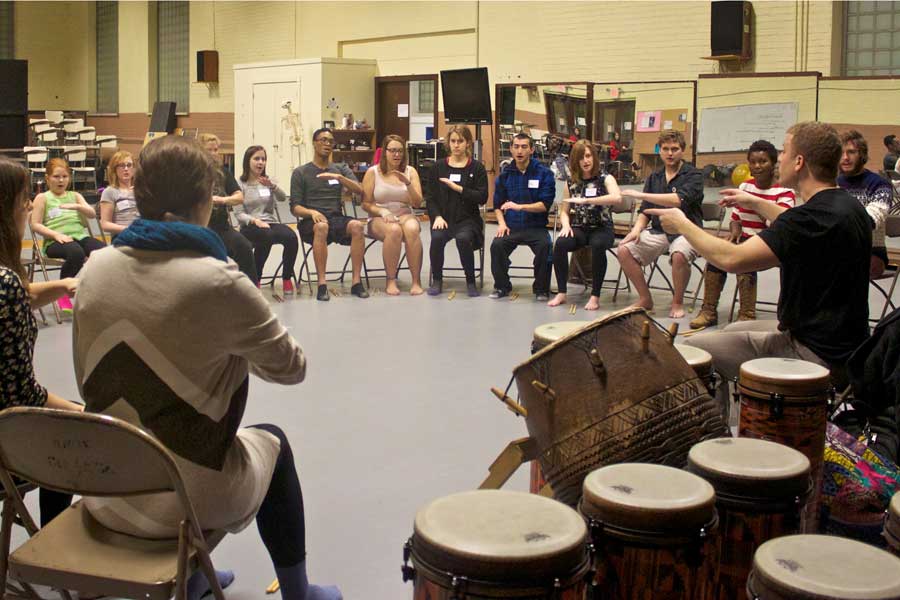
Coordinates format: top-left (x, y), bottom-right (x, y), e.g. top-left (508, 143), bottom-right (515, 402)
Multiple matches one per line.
top-left (23, 199), bottom-right (899, 599)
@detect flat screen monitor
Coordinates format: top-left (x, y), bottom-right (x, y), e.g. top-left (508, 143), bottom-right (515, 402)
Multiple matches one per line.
top-left (440, 67), bottom-right (492, 125)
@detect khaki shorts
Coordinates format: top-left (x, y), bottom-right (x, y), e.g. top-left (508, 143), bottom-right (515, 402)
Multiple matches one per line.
top-left (622, 230), bottom-right (698, 266)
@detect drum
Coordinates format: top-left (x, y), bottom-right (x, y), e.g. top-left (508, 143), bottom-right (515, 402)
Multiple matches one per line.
top-left (402, 489), bottom-right (592, 599)
top-left (687, 438), bottom-right (810, 600)
top-left (746, 534), bottom-right (900, 600)
top-left (675, 344), bottom-right (717, 396)
top-left (516, 307), bottom-right (729, 507)
top-left (581, 463), bottom-right (718, 600)
top-left (567, 247), bottom-right (593, 287)
top-left (530, 321), bottom-right (591, 494)
top-left (737, 358), bottom-right (831, 533)
top-left (884, 491), bottom-right (900, 553)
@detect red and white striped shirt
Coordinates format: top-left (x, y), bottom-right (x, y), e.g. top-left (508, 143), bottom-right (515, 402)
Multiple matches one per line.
top-left (731, 178), bottom-right (796, 238)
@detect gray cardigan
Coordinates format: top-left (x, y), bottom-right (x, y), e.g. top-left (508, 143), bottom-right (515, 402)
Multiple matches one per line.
top-left (234, 178), bottom-right (287, 226)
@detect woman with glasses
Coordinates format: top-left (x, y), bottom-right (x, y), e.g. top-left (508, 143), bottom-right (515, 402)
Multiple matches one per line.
top-left (99, 151), bottom-right (138, 239)
top-left (361, 135), bottom-right (424, 295)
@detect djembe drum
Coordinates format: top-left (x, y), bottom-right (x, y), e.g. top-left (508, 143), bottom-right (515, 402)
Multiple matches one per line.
top-left (687, 438), bottom-right (810, 600)
top-left (581, 463), bottom-right (718, 600)
top-left (675, 343), bottom-right (717, 397)
top-left (746, 535), bottom-right (900, 600)
top-left (530, 321), bottom-right (591, 494)
top-left (884, 491), bottom-right (900, 553)
top-left (402, 490), bottom-right (592, 599)
top-left (737, 358), bottom-right (831, 532)
top-left (515, 307), bottom-right (729, 507)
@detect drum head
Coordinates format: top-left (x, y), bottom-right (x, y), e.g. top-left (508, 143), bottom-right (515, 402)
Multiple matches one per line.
top-left (674, 343), bottom-right (712, 368)
top-left (687, 438), bottom-right (810, 501)
top-left (533, 321), bottom-right (591, 346)
top-left (581, 463), bottom-right (715, 533)
top-left (740, 358), bottom-right (831, 398)
top-left (751, 535), bottom-right (900, 599)
top-left (413, 490), bottom-right (587, 580)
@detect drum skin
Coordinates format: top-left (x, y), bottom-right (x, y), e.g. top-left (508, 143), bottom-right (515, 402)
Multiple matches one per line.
top-left (687, 438), bottom-right (810, 600)
top-left (515, 307), bottom-right (729, 507)
top-left (737, 359), bottom-right (830, 533)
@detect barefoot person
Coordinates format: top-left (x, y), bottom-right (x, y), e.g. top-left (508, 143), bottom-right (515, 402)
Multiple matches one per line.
top-left (548, 140), bottom-right (621, 311)
top-left (617, 130), bottom-right (703, 318)
top-left (361, 135), bottom-right (425, 296)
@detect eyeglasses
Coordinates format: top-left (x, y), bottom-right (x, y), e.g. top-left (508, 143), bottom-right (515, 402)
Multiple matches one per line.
top-left (116, 163), bottom-right (134, 169)
top-left (316, 138), bottom-right (335, 145)
top-left (386, 148), bottom-right (404, 154)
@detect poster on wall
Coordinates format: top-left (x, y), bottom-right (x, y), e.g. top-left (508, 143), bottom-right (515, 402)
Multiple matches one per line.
top-left (636, 110), bottom-right (662, 132)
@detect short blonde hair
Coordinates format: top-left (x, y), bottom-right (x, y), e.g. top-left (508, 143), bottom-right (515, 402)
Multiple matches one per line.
top-left (199, 133), bottom-right (220, 145)
top-left (106, 151), bottom-right (134, 188)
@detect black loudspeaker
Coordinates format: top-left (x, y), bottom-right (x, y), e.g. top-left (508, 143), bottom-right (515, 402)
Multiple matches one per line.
top-left (150, 101), bottom-right (177, 133)
top-left (498, 87), bottom-right (516, 125)
top-left (0, 60), bottom-right (27, 148)
top-left (0, 116), bottom-right (27, 148)
top-left (711, 1), bottom-right (752, 58)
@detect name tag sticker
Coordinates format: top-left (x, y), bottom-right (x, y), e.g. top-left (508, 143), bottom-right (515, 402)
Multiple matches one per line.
top-left (528, 179), bottom-right (540, 189)
top-left (48, 208), bottom-right (62, 219)
top-left (585, 187), bottom-right (598, 197)
top-left (327, 179), bottom-right (340, 186)
top-left (118, 199), bottom-right (137, 211)
top-left (449, 173), bottom-right (462, 183)
top-left (259, 188), bottom-right (271, 197)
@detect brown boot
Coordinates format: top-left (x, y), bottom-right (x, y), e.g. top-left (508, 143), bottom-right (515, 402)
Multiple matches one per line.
top-left (737, 273), bottom-right (757, 321)
top-left (690, 269), bottom-right (726, 329)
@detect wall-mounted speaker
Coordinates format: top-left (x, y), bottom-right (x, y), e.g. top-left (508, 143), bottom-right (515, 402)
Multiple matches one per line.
top-left (711, 1), bottom-right (752, 59)
top-left (197, 50), bottom-right (219, 83)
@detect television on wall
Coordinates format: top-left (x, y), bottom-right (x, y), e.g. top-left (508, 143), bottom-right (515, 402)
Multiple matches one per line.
top-left (440, 67), bottom-right (492, 125)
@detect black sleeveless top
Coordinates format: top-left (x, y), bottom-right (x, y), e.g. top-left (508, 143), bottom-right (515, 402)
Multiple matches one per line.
top-left (567, 174), bottom-right (612, 228)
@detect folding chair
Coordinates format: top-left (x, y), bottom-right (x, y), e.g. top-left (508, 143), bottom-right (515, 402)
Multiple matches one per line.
top-left (868, 214), bottom-right (900, 325)
top-left (61, 119), bottom-right (85, 145)
top-left (296, 195), bottom-right (369, 293)
top-left (22, 148), bottom-right (48, 189)
top-left (0, 407), bottom-right (227, 600)
top-left (62, 146), bottom-right (97, 192)
top-left (428, 204), bottom-right (487, 289)
top-left (21, 256), bottom-right (49, 327)
top-left (28, 230), bottom-right (63, 324)
top-left (645, 202), bottom-right (726, 310)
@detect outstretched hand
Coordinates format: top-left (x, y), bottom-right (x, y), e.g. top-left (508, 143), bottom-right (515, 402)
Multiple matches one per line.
top-left (643, 207), bottom-right (689, 235)
top-left (718, 188), bottom-right (759, 209)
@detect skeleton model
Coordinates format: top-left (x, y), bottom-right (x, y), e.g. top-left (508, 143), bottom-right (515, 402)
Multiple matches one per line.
top-left (280, 100), bottom-right (305, 169)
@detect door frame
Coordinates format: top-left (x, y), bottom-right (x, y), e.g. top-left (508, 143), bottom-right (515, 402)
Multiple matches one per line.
top-left (375, 74), bottom-right (439, 146)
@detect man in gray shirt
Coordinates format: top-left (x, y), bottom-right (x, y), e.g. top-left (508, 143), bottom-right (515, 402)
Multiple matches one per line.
top-left (290, 128), bottom-right (368, 300)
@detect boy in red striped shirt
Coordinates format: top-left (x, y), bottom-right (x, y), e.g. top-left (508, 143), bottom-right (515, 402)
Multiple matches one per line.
top-left (690, 140), bottom-right (795, 329)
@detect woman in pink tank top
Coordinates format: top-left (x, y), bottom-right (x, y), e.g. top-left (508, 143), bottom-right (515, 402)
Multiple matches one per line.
top-left (361, 135), bottom-right (424, 295)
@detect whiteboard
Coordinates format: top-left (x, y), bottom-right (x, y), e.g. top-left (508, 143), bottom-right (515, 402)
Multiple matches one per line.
top-left (698, 102), bottom-right (798, 153)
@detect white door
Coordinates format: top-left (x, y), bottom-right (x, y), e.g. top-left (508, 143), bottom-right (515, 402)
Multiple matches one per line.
top-left (250, 80), bottom-right (302, 184)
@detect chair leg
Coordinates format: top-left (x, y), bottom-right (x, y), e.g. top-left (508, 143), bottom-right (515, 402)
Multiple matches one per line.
top-left (880, 272), bottom-right (900, 321)
top-left (0, 499), bottom-right (14, 596)
top-left (195, 546), bottom-right (225, 600)
top-left (728, 280), bottom-right (739, 323)
top-left (175, 522), bottom-right (189, 600)
top-left (689, 262), bottom-right (706, 311)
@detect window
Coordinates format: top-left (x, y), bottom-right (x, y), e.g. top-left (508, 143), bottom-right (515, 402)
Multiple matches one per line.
top-left (544, 92), bottom-right (587, 136)
top-left (0, 2), bottom-right (13, 60)
top-left (844, 1), bottom-right (900, 76)
top-left (96, 1), bottom-right (118, 113)
top-left (417, 80), bottom-right (434, 114)
top-left (157, 0), bottom-right (189, 113)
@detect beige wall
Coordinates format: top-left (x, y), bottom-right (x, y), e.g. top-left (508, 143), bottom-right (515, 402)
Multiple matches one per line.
top-left (118, 1), bottom-right (151, 114)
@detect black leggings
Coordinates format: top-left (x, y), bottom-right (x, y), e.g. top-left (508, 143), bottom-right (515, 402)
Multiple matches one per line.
top-left (45, 237), bottom-right (106, 278)
top-left (248, 424), bottom-right (306, 568)
top-left (213, 227), bottom-right (259, 285)
top-left (430, 225), bottom-right (480, 281)
top-left (552, 226), bottom-right (615, 296)
top-left (240, 223), bottom-right (299, 281)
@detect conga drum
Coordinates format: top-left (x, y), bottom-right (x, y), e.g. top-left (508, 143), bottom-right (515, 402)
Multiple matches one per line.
top-left (884, 491), bottom-right (900, 553)
top-left (567, 247), bottom-right (592, 287)
top-left (581, 463), bottom-right (718, 600)
top-left (402, 489), bottom-right (592, 599)
top-left (517, 307), bottom-right (729, 507)
top-left (674, 344), bottom-right (717, 396)
top-left (687, 438), bottom-right (810, 600)
top-left (530, 321), bottom-right (591, 494)
top-left (737, 358), bottom-right (831, 532)
top-left (746, 534), bottom-right (900, 600)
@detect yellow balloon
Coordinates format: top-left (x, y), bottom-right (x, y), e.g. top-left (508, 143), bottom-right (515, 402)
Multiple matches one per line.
top-left (731, 163), bottom-right (751, 186)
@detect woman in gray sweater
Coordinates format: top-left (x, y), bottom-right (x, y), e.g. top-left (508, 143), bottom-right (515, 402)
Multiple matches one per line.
top-left (234, 146), bottom-right (298, 293)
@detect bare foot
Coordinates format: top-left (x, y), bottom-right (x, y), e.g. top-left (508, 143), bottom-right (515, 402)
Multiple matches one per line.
top-left (669, 303), bottom-right (686, 319)
top-left (584, 296), bottom-right (600, 311)
top-left (547, 293), bottom-right (567, 307)
top-left (629, 298), bottom-right (653, 312)
top-left (386, 280), bottom-right (401, 296)
top-left (410, 284), bottom-right (425, 296)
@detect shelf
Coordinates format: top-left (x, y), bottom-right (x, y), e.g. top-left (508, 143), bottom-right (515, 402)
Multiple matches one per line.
top-left (701, 54), bottom-right (750, 61)
top-left (331, 129), bottom-right (375, 134)
top-left (333, 150), bottom-right (374, 154)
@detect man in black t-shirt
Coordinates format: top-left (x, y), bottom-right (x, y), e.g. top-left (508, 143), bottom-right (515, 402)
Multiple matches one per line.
top-left (646, 122), bottom-right (871, 396)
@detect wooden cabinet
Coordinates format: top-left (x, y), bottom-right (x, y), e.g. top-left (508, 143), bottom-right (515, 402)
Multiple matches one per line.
top-left (330, 129), bottom-right (377, 180)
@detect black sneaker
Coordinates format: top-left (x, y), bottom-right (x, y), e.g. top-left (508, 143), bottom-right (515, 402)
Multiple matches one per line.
top-left (467, 282), bottom-right (480, 297)
top-left (351, 283), bottom-right (369, 298)
top-left (317, 284), bottom-right (330, 301)
top-left (489, 289), bottom-right (510, 299)
top-left (535, 293), bottom-right (550, 302)
top-left (427, 279), bottom-right (443, 296)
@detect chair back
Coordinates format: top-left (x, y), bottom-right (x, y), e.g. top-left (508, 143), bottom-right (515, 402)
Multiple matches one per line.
top-left (23, 147), bottom-right (49, 166)
top-left (885, 214), bottom-right (900, 238)
top-left (79, 127), bottom-right (97, 143)
top-left (95, 135), bottom-right (119, 149)
top-left (44, 110), bottom-right (64, 125)
top-left (64, 146), bottom-right (88, 164)
top-left (36, 129), bottom-right (59, 145)
top-left (700, 202), bottom-right (726, 235)
top-left (0, 407), bottom-right (181, 498)
top-left (63, 119), bottom-right (84, 135)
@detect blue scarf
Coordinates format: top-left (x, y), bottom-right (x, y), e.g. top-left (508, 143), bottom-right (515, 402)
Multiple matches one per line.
top-left (114, 219), bottom-right (228, 262)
